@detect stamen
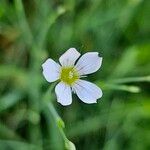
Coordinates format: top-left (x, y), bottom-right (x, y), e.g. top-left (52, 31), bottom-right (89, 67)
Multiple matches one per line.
top-left (69, 71), bottom-right (73, 79)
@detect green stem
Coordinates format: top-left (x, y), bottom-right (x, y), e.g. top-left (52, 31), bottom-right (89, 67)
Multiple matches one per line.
top-left (104, 83), bottom-right (141, 93)
top-left (14, 0), bottom-right (33, 46)
top-left (110, 75), bottom-right (150, 84)
top-left (43, 85), bottom-right (75, 149)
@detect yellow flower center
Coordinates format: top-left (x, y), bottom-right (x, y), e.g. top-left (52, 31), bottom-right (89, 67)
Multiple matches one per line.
top-left (60, 67), bottom-right (79, 85)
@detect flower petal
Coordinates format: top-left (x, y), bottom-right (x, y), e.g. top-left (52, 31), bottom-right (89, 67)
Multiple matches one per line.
top-left (42, 58), bottom-right (61, 82)
top-left (72, 79), bottom-right (102, 104)
top-left (59, 48), bottom-right (81, 67)
top-left (55, 82), bottom-right (72, 106)
top-left (75, 52), bottom-right (102, 75)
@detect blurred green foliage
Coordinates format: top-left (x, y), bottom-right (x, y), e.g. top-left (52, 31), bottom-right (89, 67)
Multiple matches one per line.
top-left (0, 0), bottom-right (150, 150)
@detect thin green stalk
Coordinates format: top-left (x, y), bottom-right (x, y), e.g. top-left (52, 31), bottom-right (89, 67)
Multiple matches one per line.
top-left (43, 85), bottom-right (76, 150)
top-left (104, 83), bottom-right (141, 93)
top-left (47, 102), bottom-right (75, 150)
top-left (96, 81), bottom-right (141, 93)
top-left (14, 0), bottom-right (42, 146)
top-left (14, 0), bottom-right (33, 46)
top-left (35, 6), bottom-right (66, 50)
top-left (110, 75), bottom-right (150, 84)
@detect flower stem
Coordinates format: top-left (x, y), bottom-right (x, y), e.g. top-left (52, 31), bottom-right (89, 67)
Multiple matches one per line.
top-left (110, 75), bottom-right (150, 84)
top-left (43, 84), bottom-right (75, 150)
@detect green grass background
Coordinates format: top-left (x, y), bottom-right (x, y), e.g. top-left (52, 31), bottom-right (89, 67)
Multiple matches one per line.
top-left (0, 0), bottom-right (150, 150)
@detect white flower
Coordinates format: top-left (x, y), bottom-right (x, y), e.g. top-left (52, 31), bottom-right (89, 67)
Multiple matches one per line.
top-left (42, 48), bottom-right (103, 106)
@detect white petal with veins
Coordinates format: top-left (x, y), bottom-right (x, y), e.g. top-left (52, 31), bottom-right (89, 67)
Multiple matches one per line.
top-left (59, 48), bottom-right (81, 67)
top-left (75, 52), bottom-right (102, 75)
top-left (42, 58), bottom-right (61, 82)
top-left (55, 82), bottom-right (72, 106)
top-left (72, 79), bottom-right (102, 104)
